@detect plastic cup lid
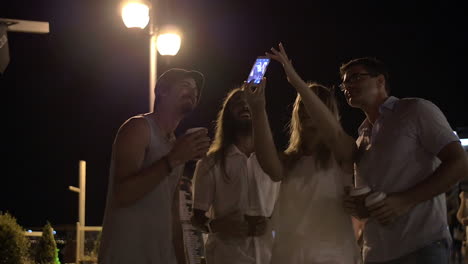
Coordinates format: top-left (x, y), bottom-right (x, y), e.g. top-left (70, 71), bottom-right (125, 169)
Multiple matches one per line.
top-left (350, 186), bottom-right (372, 196)
top-left (365, 192), bottom-right (387, 207)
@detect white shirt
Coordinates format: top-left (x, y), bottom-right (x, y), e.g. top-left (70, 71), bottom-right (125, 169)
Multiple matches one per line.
top-left (193, 145), bottom-right (280, 264)
top-left (193, 145), bottom-right (279, 219)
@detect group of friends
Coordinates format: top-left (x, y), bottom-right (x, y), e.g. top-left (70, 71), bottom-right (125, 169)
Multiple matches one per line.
top-left (97, 44), bottom-right (468, 264)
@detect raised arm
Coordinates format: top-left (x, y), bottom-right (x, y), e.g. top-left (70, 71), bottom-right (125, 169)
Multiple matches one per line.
top-left (266, 43), bottom-right (355, 162)
top-left (244, 79), bottom-right (285, 182)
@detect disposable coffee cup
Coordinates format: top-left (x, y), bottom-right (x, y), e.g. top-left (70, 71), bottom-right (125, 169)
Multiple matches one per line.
top-left (365, 192), bottom-right (387, 208)
top-left (185, 127), bottom-right (207, 160)
top-left (350, 186), bottom-right (372, 218)
top-left (350, 186), bottom-right (372, 197)
top-left (185, 127), bottom-right (206, 135)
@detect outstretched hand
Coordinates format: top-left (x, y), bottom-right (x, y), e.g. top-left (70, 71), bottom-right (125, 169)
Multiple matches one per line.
top-left (266, 43), bottom-right (303, 86)
top-left (242, 78), bottom-right (267, 111)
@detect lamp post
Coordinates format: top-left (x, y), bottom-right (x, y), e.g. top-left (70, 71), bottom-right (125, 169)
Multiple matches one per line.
top-left (121, 0), bottom-right (182, 112)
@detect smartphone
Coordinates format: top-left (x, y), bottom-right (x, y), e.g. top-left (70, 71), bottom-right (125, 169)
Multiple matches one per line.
top-left (246, 56), bottom-right (270, 84)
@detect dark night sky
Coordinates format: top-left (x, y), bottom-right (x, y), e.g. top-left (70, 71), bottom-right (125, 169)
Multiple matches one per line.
top-left (1, 0), bottom-right (467, 228)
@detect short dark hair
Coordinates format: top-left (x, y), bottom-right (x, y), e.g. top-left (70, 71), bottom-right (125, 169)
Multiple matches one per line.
top-left (340, 57), bottom-right (390, 93)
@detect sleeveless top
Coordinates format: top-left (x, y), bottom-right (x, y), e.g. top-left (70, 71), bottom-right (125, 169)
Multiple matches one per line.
top-left (271, 155), bottom-right (361, 264)
top-left (99, 114), bottom-right (183, 264)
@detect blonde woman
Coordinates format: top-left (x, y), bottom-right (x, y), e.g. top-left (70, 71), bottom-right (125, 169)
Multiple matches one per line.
top-left (244, 43), bottom-right (360, 263)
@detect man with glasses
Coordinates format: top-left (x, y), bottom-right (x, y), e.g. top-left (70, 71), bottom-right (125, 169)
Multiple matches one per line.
top-left (341, 57), bottom-right (468, 264)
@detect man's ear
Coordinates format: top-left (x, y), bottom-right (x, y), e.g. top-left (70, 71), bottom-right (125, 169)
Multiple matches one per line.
top-left (377, 74), bottom-right (386, 91)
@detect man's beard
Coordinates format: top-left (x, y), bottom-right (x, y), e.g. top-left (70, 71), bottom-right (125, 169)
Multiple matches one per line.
top-left (233, 119), bottom-right (252, 135)
top-left (179, 101), bottom-right (195, 115)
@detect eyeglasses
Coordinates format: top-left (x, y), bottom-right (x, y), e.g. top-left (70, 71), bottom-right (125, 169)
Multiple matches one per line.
top-left (339, 73), bottom-right (376, 91)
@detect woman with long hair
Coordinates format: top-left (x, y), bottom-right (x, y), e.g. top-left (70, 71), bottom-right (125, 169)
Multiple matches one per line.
top-left (244, 43), bottom-right (360, 263)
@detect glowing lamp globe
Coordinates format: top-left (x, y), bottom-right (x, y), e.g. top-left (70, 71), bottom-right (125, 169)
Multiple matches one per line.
top-left (156, 33), bottom-right (181, 56)
top-left (121, 2), bottom-right (150, 29)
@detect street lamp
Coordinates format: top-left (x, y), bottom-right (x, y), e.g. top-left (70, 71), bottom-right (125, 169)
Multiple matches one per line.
top-left (121, 2), bottom-right (150, 29)
top-left (121, 0), bottom-right (182, 111)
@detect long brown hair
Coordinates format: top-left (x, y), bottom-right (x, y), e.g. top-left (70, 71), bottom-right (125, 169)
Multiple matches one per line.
top-left (284, 82), bottom-right (340, 169)
top-left (207, 88), bottom-right (244, 182)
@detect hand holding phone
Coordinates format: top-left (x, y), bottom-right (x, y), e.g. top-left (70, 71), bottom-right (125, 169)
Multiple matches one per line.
top-left (247, 56), bottom-right (270, 85)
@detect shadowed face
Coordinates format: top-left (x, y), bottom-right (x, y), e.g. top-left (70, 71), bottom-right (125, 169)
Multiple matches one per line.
top-left (297, 102), bottom-right (316, 129)
top-left (227, 91), bottom-right (252, 130)
top-left (341, 65), bottom-right (381, 108)
top-left (166, 77), bottom-right (198, 114)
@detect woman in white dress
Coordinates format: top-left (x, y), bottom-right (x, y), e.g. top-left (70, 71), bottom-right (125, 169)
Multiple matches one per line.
top-left (244, 43), bottom-right (361, 264)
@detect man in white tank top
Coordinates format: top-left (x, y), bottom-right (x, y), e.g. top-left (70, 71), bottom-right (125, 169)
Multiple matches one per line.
top-left (191, 88), bottom-right (280, 264)
top-left (98, 68), bottom-right (211, 264)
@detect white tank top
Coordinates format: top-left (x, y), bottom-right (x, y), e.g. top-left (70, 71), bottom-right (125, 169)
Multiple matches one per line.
top-left (99, 114), bottom-right (183, 264)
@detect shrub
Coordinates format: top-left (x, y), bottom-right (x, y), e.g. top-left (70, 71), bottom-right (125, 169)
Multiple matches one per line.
top-left (0, 212), bottom-right (31, 264)
top-left (34, 222), bottom-right (60, 264)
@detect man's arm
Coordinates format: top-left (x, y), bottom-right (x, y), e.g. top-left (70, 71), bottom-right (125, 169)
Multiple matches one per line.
top-left (113, 118), bottom-right (210, 207)
top-left (369, 142), bottom-right (468, 224)
top-left (369, 100), bottom-right (468, 225)
top-left (404, 141), bottom-right (468, 206)
top-left (370, 142), bottom-right (468, 225)
top-left (113, 117), bottom-right (173, 207)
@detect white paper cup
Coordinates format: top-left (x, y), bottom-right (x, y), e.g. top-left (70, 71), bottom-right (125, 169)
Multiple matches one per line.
top-left (365, 192), bottom-right (387, 208)
top-left (185, 127), bottom-right (207, 160)
top-left (185, 127), bottom-right (206, 135)
top-left (350, 186), bottom-right (372, 197)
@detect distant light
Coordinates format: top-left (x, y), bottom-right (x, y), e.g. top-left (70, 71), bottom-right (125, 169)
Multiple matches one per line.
top-left (121, 2), bottom-right (150, 29)
top-left (28, 230), bottom-right (32, 233)
top-left (157, 33), bottom-right (181, 56)
top-left (461, 138), bottom-right (468, 147)
top-left (53, 230), bottom-right (56, 235)
top-left (454, 131), bottom-right (468, 147)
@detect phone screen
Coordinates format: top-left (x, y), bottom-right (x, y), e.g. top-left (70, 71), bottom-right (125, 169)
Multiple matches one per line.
top-left (247, 57), bottom-right (270, 84)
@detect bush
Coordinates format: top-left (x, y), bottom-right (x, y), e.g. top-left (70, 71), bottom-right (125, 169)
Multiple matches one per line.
top-left (34, 222), bottom-right (60, 264)
top-left (0, 212), bottom-right (31, 264)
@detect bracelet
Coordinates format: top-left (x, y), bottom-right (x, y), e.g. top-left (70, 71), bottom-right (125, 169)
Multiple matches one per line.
top-left (163, 155), bottom-right (173, 173)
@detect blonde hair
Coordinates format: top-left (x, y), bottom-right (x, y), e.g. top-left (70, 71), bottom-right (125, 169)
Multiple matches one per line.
top-left (284, 83), bottom-right (339, 169)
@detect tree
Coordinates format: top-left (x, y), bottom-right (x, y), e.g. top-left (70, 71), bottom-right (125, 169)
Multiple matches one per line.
top-left (34, 222), bottom-right (60, 264)
top-left (0, 212), bottom-right (31, 264)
